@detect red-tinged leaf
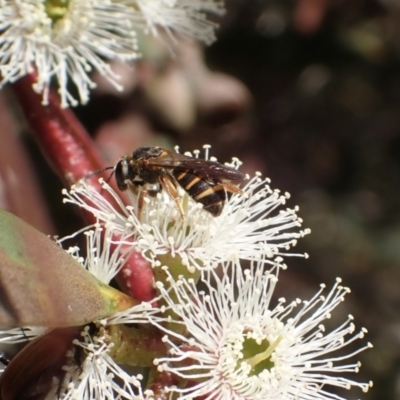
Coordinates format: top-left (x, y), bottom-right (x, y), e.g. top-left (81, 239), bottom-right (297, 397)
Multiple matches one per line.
top-left (0, 209), bottom-right (138, 327)
top-left (0, 327), bottom-right (80, 400)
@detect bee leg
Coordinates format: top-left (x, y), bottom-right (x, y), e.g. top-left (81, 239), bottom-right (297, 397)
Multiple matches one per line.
top-left (137, 185), bottom-right (161, 219)
top-left (159, 174), bottom-right (185, 220)
top-left (137, 188), bottom-right (148, 219)
top-left (219, 183), bottom-right (243, 195)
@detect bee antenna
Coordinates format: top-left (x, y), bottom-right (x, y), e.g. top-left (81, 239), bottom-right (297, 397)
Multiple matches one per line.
top-left (104, 167), bottom-right (116, 185)
top-left (83, 166), bottom-right (115, 181)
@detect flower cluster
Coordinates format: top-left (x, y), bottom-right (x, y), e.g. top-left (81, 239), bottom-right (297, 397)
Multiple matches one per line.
top-left (63, 146), bottom-right (310, 273)
top-left (0, 146), bottom-right (372, 399)
top-left (153, 264), bottom-right (372, 399)
top-left (0, 0), bottom-right (225, 107)
top-left (132, 0), bottom-right (224, 45)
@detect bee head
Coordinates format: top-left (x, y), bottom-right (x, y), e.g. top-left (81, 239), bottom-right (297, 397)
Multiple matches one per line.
top-left (115, 156), bottom-right (137, 191)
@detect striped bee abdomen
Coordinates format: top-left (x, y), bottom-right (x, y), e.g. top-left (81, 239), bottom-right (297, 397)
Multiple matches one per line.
top-left (173, 170), bottom-right (226, 216)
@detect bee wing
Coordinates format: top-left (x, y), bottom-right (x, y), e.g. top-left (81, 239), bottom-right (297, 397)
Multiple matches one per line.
top-left (187, 160), bottom-right (246, 183)
top-left (150, 151), bottom-right (246, 183)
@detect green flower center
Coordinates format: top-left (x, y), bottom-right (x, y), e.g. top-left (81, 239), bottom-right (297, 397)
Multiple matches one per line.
top-left (44, 0), bottom-right (70, 23)
top-left (242, 336), bottom-right (282, 376)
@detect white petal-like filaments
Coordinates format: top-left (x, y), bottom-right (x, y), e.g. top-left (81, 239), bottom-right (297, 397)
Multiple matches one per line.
top-left (58, 325), bottom-right (150, 400)
top-left (151, 265), bottom-right (372, 400)
top-left (0, 0), bottom-right (139, 107)
top-left (60, 223), bottom-right (134, 284)
top-left (131, 0), bottom-right (224, 45)
top-left (63, 151), bottom-right (309, 272)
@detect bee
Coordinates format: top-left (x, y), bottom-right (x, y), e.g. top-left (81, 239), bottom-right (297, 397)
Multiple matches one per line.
top-left (112, 146), bottom-right (246, 218)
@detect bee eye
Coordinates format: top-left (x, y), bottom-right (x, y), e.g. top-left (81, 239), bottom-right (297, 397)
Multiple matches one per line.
top-left (121, 160), bottom-right (129, 178)
top-left (115, 160), bottom-right (128, 191)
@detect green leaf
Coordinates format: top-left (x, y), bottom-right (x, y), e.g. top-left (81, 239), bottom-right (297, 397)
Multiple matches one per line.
top-left (0, 209), bottom-right (138, 327)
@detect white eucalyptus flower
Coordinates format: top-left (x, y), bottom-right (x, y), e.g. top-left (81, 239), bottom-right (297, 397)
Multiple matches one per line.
top-left (131, 0), bottom-right (224, 45)
top-left (0, 0), bottom-right (139, 107)
top-left (58, 324), bottom-right (154, 400)
top-left (63, 146), bottom-right (310, 273)
top-left (152, 263), bottom-right (373, 400)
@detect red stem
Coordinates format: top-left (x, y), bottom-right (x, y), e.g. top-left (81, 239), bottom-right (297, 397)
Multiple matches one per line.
top-left (12, 75), bottom-right (105, 188)
top-left (11, 74), bottom-right (156, 302)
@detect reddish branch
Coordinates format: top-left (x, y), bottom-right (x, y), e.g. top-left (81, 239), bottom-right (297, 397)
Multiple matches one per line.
top-left (12, 74), bottom-right (155, 302)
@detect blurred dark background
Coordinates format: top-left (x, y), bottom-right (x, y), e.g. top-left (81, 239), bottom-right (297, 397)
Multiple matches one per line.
top-left (211, 2), bottom-right (400, 398)
top-left (5, 0), bottom-right (400, 398)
